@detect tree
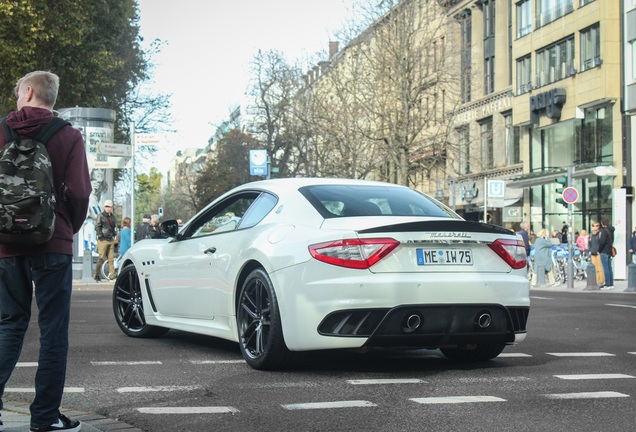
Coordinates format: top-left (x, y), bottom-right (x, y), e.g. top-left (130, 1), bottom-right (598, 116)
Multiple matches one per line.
top-left (246, 50), bottom-right (305, 178)
top-left (0, 0), bottom-right (147, 128)
top-left (135, 167), bottom-right (162, 224)
top-left (194, 130), bottom-right (261, 211)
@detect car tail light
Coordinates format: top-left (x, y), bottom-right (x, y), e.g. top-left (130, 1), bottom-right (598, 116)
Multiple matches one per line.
top-left (488, 239), bottom-right (527, 270)
top-left (308, 238), bottom-right (399, 269)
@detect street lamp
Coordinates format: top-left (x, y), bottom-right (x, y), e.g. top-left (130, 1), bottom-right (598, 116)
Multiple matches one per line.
top-left (434, 178), bottom-right (445, 201)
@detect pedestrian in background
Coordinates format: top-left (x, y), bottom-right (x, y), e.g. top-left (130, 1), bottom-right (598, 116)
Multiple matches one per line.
top-left (0, 71), bottom-right (90, 432)
top-left (118, 217), bottom-right (132, 257)
top-left (146, 214), bottom-right (160, 239)
top-left (532, 229), bottom-right (555, 286)
top-left (589, 221), bottom-right (605, 288)
top-left (516, 221), bottom-right (531, 257)
top-left (629, 226), bottom-right (636, 264)
top-left (576, 229), bottom-right (589, 251)
top-left (94, 199), bottom-right (117, 281)
top-left (599, 218), bottom-right (614, 290)
top-left (135, 214), bottom-right (151, 241)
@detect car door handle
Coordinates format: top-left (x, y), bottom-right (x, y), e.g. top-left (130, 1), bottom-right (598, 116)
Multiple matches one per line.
top-left (204, 247), bottom-right (217, 254)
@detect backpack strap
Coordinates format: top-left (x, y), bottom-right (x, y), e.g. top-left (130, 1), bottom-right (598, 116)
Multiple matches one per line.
top-left (35, 117), bottom-right (70, 144)
top-left (1, 117), bottom-right (20, 143)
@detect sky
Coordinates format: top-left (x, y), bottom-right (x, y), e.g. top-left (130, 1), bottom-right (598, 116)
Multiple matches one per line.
top-left (137, 0), bottom-right (356, 157)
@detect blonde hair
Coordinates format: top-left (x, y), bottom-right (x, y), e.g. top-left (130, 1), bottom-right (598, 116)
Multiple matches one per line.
top-left (537, 228), bottom-right (548, 238)
top-left (15, 71), bottom-right (59, 109)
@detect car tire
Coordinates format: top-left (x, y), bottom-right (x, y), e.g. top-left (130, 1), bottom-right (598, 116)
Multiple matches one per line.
top-left (440, 343), bottom-right (506, 362)
top-left (113, 264), bottom-right (169, 338)
top-left (237, 268), bottom-right (295, 370)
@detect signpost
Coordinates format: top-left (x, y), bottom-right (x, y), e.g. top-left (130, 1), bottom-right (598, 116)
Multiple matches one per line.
top-left (249, 149), bottom-right (269, 177)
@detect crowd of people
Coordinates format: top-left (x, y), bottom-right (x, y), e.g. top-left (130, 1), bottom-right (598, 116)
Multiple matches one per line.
top-left (517, 217), bottom-right (623, 290)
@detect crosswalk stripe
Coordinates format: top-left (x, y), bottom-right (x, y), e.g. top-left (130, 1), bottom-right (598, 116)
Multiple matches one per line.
top-left (118, 386), bottom-right (201, 393)
top-left (347, 379), bottom-right (424, 385)
top-left (137, 406), bottom-right (238, 414)
top-left (554, 374), bottom-right (635, 380)
top-left (5, 387), bottom-right (84, 393)
top-left (411, 396), bottom-right (506, 404)
top-left (189, 360), bottom-right (244, 364)
top-left (497, 353), bottom-right (532, 357)
top-left (544, 391), bottom-right (629, 399)
top-left (282, 401), bottom-right (376, 410)
top-left (91, 361), bottom-right (162, 365)
top-left (547, 352), bottom-right (615, 357)
top-left (15, 362), bottom-right (38, 367)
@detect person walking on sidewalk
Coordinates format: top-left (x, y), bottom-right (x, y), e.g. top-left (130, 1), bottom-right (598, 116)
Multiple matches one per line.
top-left (93, 200), bottom-right (117, 281)
top-left (0, 71), bottom-right (90, 432)
top-left (589, 221), bottom-right (605, 288)
top-left (599, 218), bottom-right (614, 290)
top-left (532, 229), bottom-right (556, 286)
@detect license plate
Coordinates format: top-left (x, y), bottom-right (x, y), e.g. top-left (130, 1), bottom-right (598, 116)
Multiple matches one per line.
top-left (416, 249), bottom-right (473, 265)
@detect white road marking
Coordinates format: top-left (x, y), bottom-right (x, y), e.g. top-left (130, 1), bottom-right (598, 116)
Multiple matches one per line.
top-left (629, 352), bottom-right (636, 355)
top-left (547, 352), bottom-right (615, 357)
top-left (411, 396), bottom-right (506, 404)
top-left (118, 386), bottom-right (201, 393)
top-left (554, 374), bottom-right (635, 380)
top-left (5, 387), bottom-right (84, 393)
top-left (15, 362), bottom-right (38, 367)
top-left (544, 391), bottom-right (630, 400)
top-left (606, 303), bottom-right (636, 309)
top-left (189, 360), bottom-right (245, 364)
top-left (91, 361), bottom-right (162, 365)
top-left (347, 379), bottom-right (424, 385)
top-left (497, 353), bottom-right (533, 358)
top-left (282, 401), bottom-right (376, 410)
top-left (137, 406), bottom-right (239, 414)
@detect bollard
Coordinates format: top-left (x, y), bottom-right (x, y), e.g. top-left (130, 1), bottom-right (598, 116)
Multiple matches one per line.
top-left (626, 262), bottom-right (636, 292)
top-left (81, 249), bottom-right (95, 282)
top-left (584, 260), bottom-right (598, 290)
top-left (536, 264), bottom-right (546, 286)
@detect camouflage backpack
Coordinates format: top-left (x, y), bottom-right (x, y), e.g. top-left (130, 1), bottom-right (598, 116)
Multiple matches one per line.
top-left (0, 117), bottom-right (69, 245)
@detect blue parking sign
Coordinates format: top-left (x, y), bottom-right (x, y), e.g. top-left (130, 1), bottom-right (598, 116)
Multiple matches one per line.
top-left (250, 149), bottom-right (268, 176)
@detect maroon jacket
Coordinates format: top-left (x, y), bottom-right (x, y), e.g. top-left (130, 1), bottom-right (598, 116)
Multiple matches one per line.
top-left (0, 107), bottom-right (92, 257)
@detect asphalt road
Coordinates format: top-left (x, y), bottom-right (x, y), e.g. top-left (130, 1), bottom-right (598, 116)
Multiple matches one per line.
top-left (2, 285), bottom-right (635, 432)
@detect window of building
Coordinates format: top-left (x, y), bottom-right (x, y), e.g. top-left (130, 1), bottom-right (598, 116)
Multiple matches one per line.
top-left (536, 0), bottom-right (574, 29)
top-left (480, 118), bottom-right (494, 170)
top-left (631, 41), bottom-right (636, 82)
top-left (536, 36), bottom-right (575, 87)
top-left (576, 104), bottom-right (613, 165)
top-left (483, 0), bottom-right (496, 95)
top-left (460, 11), bottom-right (472, 103)
top-left (580, 24), bottom-right (601, 72)
top-left (457, 126), bottom-right (471, 175)
top-left (580, 0), bottom-right (596, 6)
top-left (516, 55), bottom-right (532, 94)
top-left (503, 113), bottom-right (520, 165)
top-left (516, 0), bottom-right (532, 38)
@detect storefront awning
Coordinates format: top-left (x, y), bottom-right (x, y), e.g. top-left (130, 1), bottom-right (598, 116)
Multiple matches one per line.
top-left (506, 164), bottom-right (618, 189)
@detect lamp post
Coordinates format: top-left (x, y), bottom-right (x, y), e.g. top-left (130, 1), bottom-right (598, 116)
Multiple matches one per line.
top-left (461, 179), bottom-right (477, 205)
top-left (434, 178), bottom-right (445, 202)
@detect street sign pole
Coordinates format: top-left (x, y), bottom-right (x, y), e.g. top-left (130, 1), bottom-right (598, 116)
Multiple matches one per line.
top-left (567, 166), bottom-right (573, 289)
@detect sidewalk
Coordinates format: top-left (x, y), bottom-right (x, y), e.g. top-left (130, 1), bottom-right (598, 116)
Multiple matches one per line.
top-left (531, 276), bottom-right (636, 293)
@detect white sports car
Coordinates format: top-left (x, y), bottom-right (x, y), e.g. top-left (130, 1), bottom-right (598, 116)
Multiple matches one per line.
top-left (113, 178), bottom-right (529, 370)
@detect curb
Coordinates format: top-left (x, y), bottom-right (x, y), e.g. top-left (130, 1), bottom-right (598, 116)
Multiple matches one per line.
top-left (2, 402), bottom-right (142, 432)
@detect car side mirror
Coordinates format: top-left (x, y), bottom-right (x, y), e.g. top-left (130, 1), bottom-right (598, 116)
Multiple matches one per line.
top-left (160, 219), bottom-right (179, 238)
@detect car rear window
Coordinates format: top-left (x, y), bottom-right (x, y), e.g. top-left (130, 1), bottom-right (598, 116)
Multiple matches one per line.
top-left (299, 184), bottom-right (457, 219)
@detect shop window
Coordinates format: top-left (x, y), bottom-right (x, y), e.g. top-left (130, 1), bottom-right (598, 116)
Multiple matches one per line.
top-left (536, 36), bottom-right (575, 87)
top-left (516, 0), bottom-right (532, 38)
top-left (580, 24), bottom-right (601, 72)
top-left (576, 104), bottom-right (613, 164)
top-left (516, 55), bottom-right (532, 94)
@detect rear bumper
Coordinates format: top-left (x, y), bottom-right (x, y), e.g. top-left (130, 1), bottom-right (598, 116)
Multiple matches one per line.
top-left (318, 304), bottom-right (529, 348)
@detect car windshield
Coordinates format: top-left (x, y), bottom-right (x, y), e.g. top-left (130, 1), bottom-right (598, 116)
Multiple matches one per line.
top-left (299, 184), bottom-right (457, 219)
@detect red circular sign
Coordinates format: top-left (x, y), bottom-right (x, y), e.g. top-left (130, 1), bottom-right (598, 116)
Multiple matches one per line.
top-left (562, 187), bottom-right (579, 204)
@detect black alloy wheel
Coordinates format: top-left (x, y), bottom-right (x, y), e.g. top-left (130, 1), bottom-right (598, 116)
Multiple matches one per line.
top-left (237, 268), bottom-right (294, 370)
top-left (112, 264), bottom-right (168, 338)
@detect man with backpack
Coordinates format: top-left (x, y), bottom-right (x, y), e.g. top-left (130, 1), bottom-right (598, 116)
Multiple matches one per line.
top-left (0, 71), bottom-right (91, 432)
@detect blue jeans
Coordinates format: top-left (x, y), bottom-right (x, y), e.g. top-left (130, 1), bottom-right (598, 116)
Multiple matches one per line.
top-left (600, 252), bottom-right (613, 286)
top-left (0, 254), bottom-right (73, 428)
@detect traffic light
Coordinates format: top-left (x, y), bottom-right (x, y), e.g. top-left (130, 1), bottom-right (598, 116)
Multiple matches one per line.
top-left (555, 176), bottom-right (568, 208)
